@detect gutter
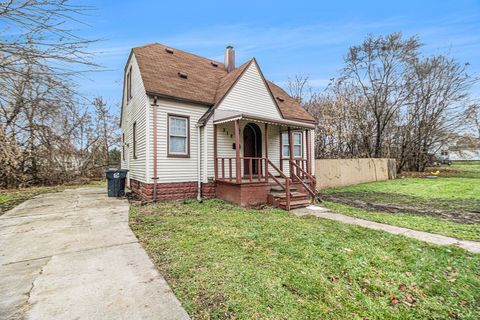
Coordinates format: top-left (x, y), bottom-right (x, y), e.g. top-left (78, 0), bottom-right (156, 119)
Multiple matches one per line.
top-left (197, 125), bottom-right (202, 202)
top-left (151, 97), bottom-right (159, 201)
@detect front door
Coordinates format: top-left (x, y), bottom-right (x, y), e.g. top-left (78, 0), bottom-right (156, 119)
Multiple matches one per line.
top-left (243, 123), bottom-right (262, 176)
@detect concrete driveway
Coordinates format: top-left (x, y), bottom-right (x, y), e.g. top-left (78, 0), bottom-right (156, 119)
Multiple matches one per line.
top-left (0, 187), bottom-right (189, 320)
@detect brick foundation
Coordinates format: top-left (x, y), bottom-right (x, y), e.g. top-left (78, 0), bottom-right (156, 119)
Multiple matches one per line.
top-left (129, 179), bottom-right (216, 201)
top-left (216, 181), bottom-right (270, 207)
top-left (129, 178), bottom-right (314, 207)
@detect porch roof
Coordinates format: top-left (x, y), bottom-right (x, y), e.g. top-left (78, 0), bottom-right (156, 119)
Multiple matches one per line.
top-left (212, 110), bottom-right (315, 129)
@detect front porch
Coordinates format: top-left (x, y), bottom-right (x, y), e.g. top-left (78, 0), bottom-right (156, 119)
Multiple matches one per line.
top-left (212, 112), bottom-right (316, 209)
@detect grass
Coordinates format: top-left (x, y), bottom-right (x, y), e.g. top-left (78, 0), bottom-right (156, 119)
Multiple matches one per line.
top-left (130, 199), bottom-right (480, 320)
top-left (0, 180), bottom-right (106, 215)
top-left (319, 162), bottom-right (480, 240)
top-left (324, 201), bottom-right (480, 241)
top-left (323, 173), bottom-right (480, 202)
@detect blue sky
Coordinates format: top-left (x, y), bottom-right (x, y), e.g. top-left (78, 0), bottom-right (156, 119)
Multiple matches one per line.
top-left (76, 0), bottom-right (480, 107)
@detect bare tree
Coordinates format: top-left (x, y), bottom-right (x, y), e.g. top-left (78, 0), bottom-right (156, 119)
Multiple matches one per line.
top-left (0, 1), bottom-right (115, 188)
top-left (464, 103), bottom-right (480, 138)
top-left (297, 33), bottom-right (475, 172)
top-left (397, 55), bottom-right (471, 171)
top-left (0, 1), bottom-right (97, 80)
top-left (287, 73), bottom-right (310, 103)
top-left (341, 32), bottom-right (421, 157)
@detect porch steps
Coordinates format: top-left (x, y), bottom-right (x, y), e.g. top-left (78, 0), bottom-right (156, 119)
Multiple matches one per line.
top-left (269, 185), bottom-right (297, 193)
top-left (268, 189), bottom-right (311, 210)
top-left (278, 199), bottom-right (312, 210)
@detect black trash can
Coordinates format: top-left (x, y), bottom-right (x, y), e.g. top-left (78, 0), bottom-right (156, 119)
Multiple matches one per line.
top-left (106, 169), bottom-right (129, 197)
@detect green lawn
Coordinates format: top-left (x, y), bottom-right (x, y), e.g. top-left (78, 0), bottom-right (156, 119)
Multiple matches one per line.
top-left (319, 162), bottom-right (480, 240)
top-left (324, 202), bottom-right (480, 241)
top-left (130, 200), bottom-right (480, 320)
top-left (0, 180), bottom-right (106, 215)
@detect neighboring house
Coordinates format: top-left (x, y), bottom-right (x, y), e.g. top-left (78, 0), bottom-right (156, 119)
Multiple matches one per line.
top-left (437, 135), bottom-right (480, 161)
top-left (120, 44), bottom-right (316, 209)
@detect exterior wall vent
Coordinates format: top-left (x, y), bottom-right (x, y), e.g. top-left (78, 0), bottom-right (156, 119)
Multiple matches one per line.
top-left (178, 72), bottom-right (188, 79)
top-left (165, 47), bottom-right (174, 54)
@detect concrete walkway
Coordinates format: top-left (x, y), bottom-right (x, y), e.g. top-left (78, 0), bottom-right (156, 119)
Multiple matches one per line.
top-left (0, 187), bottom-right (190, 320)
top-left (293, 205), bottom-right (480, 254)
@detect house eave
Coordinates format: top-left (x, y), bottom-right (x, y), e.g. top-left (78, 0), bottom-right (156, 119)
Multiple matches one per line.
top-left (146, 91), bottom-right (214, 107)
top-left (213, 111), bottom-right (316, 129)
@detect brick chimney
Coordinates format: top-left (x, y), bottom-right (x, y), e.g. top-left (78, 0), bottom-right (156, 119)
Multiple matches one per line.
top-left (224, 45), bottom-right (235, 72)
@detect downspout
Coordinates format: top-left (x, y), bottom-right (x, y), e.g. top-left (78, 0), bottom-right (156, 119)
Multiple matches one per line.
top-left (197, 125), bottom-right (202, 202)
top-left (151, 97), bottom-right (158, 201)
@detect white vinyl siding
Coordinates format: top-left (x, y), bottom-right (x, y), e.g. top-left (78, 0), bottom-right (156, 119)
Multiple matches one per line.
top-left (202, 121), bottom-right (213, 183)
top-left (148, 98), bottom-right (209, 183)
top-left (120, 54), bottom-right (149, 184)
top-left (216, 61), bottom-right (282, 120)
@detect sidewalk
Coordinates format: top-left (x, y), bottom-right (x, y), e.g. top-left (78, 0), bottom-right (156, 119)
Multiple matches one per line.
top-left (293, 206), bottom-right (480, 254)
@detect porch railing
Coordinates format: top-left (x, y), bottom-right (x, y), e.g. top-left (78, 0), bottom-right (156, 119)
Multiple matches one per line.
top-left (290, 160), bottom-right (316, 201)
top-left (267, 159), bottom-right (292, 210)
top-left (216, 157), bottom-right (268, 183)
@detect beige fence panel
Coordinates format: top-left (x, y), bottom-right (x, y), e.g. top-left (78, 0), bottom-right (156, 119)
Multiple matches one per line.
top-left (315, 158), bottom-right (396, 190)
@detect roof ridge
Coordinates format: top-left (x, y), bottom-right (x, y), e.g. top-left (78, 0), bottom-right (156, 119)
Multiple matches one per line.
top-left (133, 42), bottom-right (225, 66)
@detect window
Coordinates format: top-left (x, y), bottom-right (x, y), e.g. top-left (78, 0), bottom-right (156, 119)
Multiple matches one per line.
top-left (122, 133), bottom-right (125, 160)
top-left (282, 131), bottom-right (302, 158)
top-left (126, 66), bottom-right (132, 102)
top-left (132, 122), bottom-right (137, 159)
top-left (168, 115), bottom-right (189, 157)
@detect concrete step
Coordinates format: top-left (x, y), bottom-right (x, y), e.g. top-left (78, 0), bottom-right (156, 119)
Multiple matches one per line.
top-left (278, 199), bottom-right (311, 210)
top-left (270, 185), bottom-right (297, 193)
top-left (272, 192), bottom-right (308, 199)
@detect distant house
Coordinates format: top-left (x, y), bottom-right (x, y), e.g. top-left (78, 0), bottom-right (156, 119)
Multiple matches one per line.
top-left (438, 135), bottom-right (480, 161)
top-left (120, 44), bottom-right (316, 209)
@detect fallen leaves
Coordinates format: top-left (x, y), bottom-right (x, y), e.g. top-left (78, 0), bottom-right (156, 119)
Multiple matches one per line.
top-left (389, 293), bottom-right (399, 305)
top-left (388, 283), bottom-right (419, 308)
top-left (444, 267), bottom-right (458, 283)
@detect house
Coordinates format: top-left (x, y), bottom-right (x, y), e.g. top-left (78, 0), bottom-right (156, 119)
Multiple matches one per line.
top-left (438, 135), bottom-right (480, 161)
top-left (120, 43), bottom-right (317, 209)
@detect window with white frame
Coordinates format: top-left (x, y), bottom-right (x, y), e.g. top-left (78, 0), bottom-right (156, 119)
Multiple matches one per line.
top-left (282, 131), bottom-right (302, 158)
top-left (168, 115), bottom-right (189, 156)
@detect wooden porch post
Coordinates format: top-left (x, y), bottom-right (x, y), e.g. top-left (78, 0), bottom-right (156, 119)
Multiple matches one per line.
top-left (306, 129), bottom-right (311, 175)
top-left (264, 123), bottom-right (269, 182)
top-left (213, 124), bottom-right (218, 181)
top-left (288, 127), bottom-right (293, 179)
top-left (235, 119), bottom-right (241, 183)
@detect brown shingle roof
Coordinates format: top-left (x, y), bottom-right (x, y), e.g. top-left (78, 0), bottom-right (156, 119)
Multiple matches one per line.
top-left (266, 81), bottom-right (315, 122)
top-left (133, 43), bottom-right (225, 105)
top-left (131, 43), bottom-right (315, 122)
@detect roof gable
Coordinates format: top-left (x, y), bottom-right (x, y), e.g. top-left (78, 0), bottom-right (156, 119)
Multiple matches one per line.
top-left (216, 60), bottom-right (283, 120)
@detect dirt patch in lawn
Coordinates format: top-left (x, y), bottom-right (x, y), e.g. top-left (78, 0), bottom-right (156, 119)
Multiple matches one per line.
top-left (321, 192), bottom-right (480, 224)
